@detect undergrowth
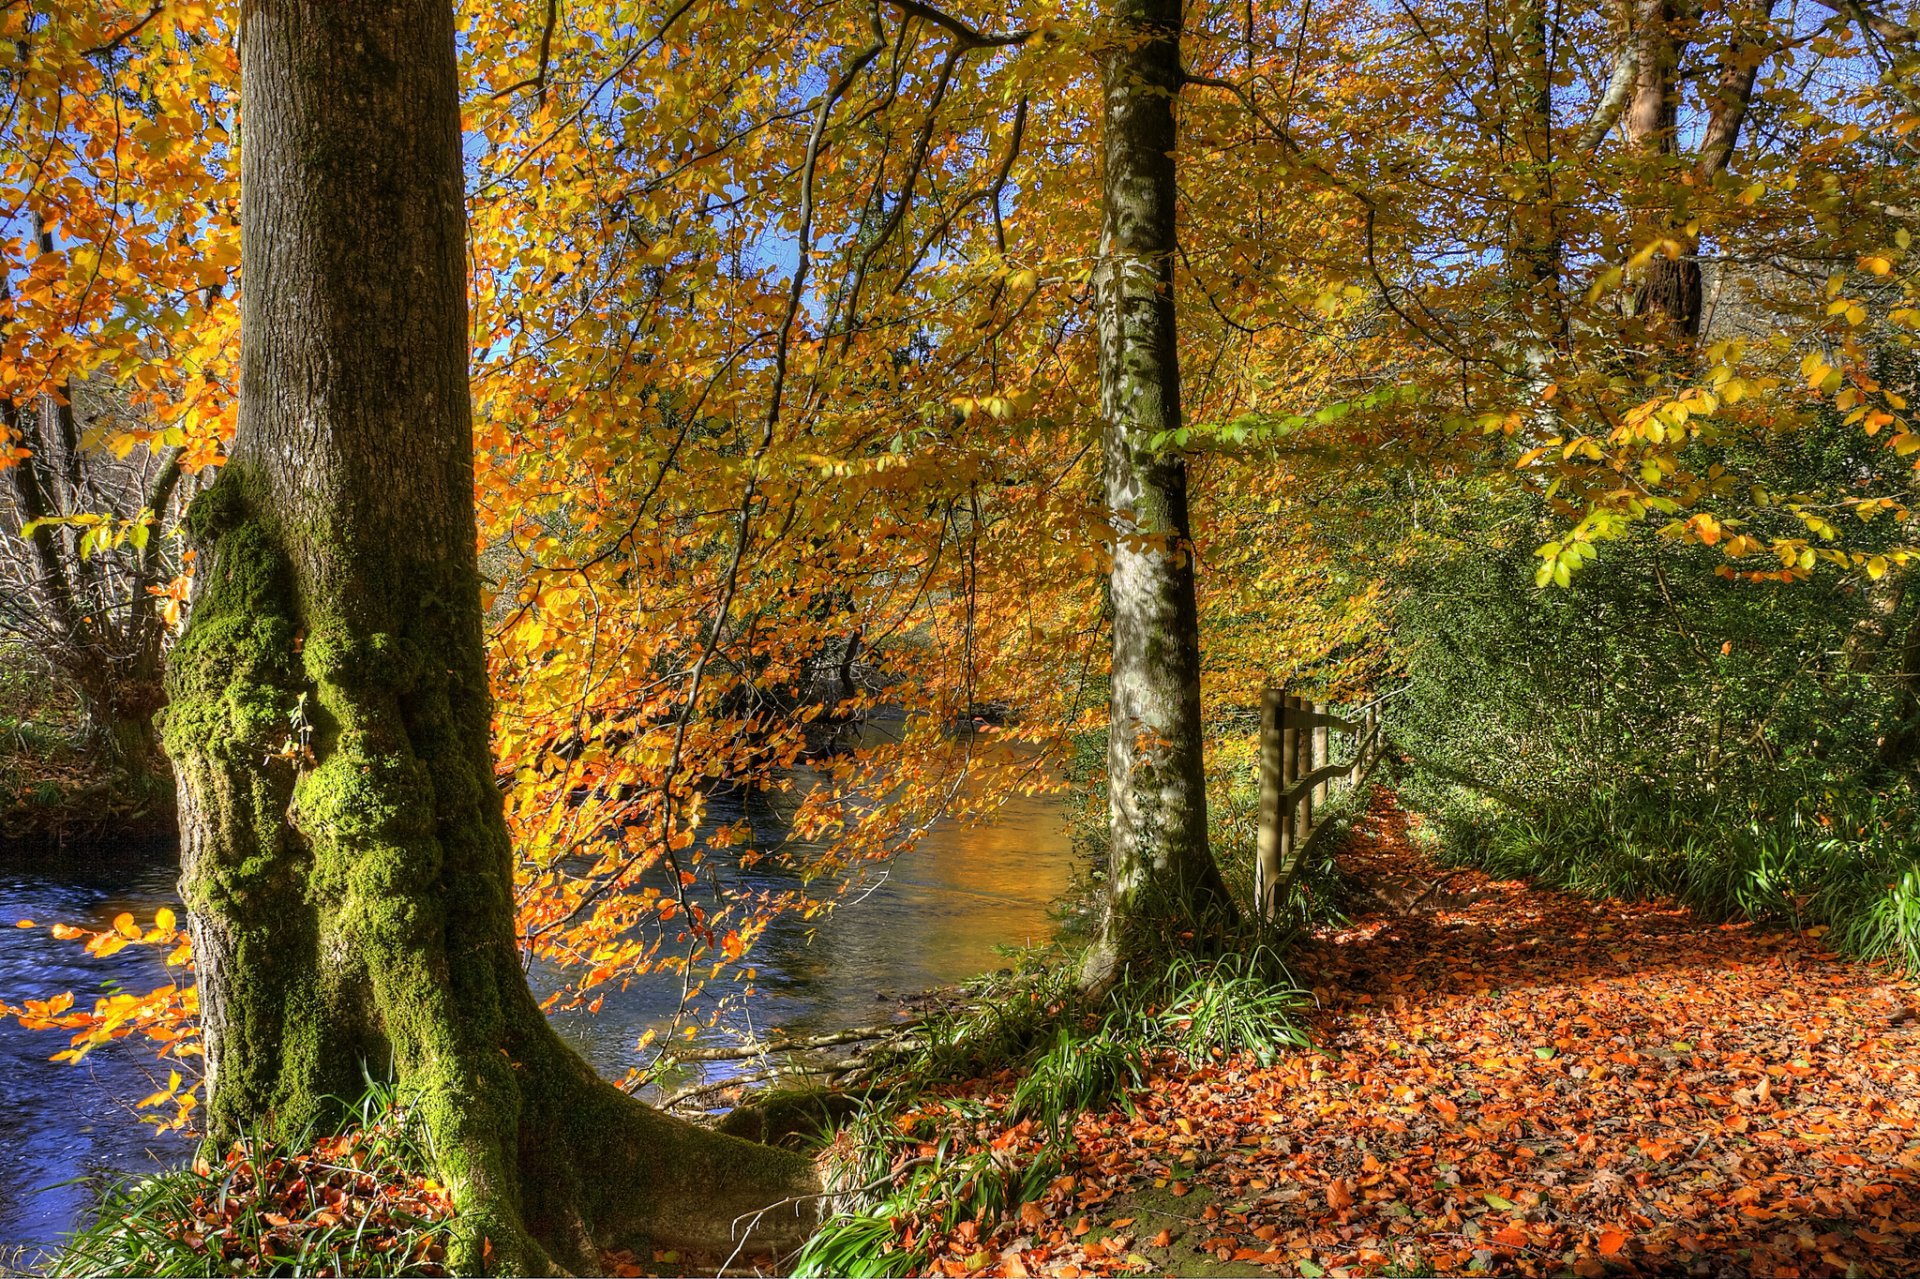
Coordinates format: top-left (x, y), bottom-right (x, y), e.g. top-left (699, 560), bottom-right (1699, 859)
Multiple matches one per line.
top-left (795, 941), bottom-right (1309, 1277)
top-left (53, 1082), bottom-right (452, 1278)
top-left (1404, 772), bottom-right (1920, 971)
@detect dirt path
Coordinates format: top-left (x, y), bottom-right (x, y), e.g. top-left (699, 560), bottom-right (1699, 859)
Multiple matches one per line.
top-left (999, 791), bottom-right (1920, 1278)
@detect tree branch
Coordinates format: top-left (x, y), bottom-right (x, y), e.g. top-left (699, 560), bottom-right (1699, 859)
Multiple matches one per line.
top-left (81, 3), bottom-right (163, 59)
top-left (491, 0), bottom-right (561, 103)
top-left (882, 0), bottom-right (1034, 49)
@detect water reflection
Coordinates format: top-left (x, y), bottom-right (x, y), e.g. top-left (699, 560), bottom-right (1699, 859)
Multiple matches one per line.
top-left (0, 739), bottom-right (1073, 1250)
top-left (544, 778), bottom-right (1074, 1079)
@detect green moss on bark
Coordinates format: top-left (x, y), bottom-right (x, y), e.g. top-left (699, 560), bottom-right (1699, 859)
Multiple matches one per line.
top-left (163, 474), bottom-right (356, 1139)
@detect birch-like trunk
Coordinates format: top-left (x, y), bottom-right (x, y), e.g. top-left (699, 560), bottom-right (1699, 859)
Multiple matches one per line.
top-left (1083, 0), bottom-right (1233, 989)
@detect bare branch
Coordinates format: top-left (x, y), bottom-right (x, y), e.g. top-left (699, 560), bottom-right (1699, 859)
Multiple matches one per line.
top-left (1808, 0), bottom-right (1920, 46)
top-left (882, 0), bottom-right (1034, 49)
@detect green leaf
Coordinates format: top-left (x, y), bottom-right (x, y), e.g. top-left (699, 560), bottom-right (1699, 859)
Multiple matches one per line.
top-left (1484, 1193), bottom-right (1516, 1210)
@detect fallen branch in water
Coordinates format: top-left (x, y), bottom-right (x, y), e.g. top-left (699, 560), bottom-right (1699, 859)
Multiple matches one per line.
top-left (659, 1068), bottom-right (788, 1111)
top-left (665, 1020), bottom-right (921, 1062)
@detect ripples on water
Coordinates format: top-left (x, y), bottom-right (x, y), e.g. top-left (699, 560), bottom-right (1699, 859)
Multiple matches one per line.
top-left (0, 838), bottom-right (192, 1254)
top-left (0, 761), bottom-right (1072, 1252)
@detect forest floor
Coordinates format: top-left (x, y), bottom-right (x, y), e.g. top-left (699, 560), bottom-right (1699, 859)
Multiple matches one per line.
top-left (970, 791), bottom-right (1920, 1279)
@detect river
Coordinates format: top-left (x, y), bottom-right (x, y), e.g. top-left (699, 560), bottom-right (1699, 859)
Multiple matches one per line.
top-left (0, 772), bottom-right (1074, 1254)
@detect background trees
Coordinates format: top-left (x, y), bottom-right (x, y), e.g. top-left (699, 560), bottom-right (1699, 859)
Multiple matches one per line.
top-left (2, 1), bottom-right (236, 811)
top-left (1, 374), bottom-right (188, 794)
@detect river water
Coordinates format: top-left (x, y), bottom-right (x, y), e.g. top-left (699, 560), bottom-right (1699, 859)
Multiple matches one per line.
top-left (0, 776), bottom-right (1073, 1253)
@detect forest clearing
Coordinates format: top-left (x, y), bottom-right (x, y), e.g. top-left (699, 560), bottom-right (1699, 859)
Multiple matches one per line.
top-left (4, 0), bottom-right (1920, 1274)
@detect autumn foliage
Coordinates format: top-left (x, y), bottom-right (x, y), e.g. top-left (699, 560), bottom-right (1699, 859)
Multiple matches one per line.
top-left (4, 0), bottom-right (1920, 1271)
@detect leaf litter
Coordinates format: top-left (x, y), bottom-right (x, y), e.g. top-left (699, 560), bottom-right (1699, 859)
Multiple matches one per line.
top-left (906, 792), bottom-right (1920, 1278)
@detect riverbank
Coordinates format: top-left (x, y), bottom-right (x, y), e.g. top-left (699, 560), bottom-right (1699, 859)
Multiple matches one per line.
top-left (0, 781), bottom-right (1078, 1261)
top-left (0, 666), bottom-right (171, 850)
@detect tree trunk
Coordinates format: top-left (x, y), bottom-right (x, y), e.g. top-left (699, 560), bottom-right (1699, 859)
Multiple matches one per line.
top-left (160, 4), bottom-right (818, 1272)
top-left (1622, 0), bottom-right (1704, 344)
top-left (1081, 0), bottom-right (1233, 990)
top-left (84, 667), bottom-right (169, 797)
top-left (1620, 1), bottom-right (1768, 351)
top-left (1879, 602), bottom-right (1920, 773)
top-left (1499, 0), bottom-right (1568, 445)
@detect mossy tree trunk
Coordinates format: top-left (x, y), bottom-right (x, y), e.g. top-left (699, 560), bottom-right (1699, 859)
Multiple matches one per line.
top-left (1081, 0), bottom-right (1234, 990)
top-left (161, 3), bottom-right (818, 1272)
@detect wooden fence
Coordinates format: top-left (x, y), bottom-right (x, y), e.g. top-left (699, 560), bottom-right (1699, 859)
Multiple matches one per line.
top-left (1255, 690), bottom-right (1392, 918)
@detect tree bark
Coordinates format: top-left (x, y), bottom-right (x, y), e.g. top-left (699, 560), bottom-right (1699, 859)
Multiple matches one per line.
top-left (161, 3), bottom-right (817, 1272)
top-left (1620, 0), bottom-right (1770, 350)
top-left (1081, 0), bottom-right (1234, 990)
top-left (1878, 599), bottom-right (1920, 772)
top-left (1622, 0), bottom-right (1702, 342)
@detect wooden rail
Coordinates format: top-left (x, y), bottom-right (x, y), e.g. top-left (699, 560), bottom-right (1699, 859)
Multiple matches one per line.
top-left (1255, 689), bottom-right (1392, 918)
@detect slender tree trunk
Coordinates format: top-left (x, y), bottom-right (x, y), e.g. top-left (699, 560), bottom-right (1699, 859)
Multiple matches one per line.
top-left (161, 4), bottom-right (816, 1272)
top-left (1499, 0), bottom-right (1569, 448)
top-left (1081, 0), bottom-right (1233, 991)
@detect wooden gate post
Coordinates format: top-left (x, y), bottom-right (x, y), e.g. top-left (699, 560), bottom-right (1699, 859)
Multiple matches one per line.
top-left (1298, 698), bottom-right (1314, 837)
top-left (1277, 693), bottom-right (1299, 917)
top-left (1297, 691), bottom-right (1313, 852)
top-left (1312, 701), bottom-right (1330, 811)
top-left (1256, 688), bottom-right (1285, 920)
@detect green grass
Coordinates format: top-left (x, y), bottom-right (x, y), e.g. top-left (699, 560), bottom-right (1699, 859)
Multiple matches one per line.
top-left (1152, 945), bottom-right (1311, 1069)
top-left (797, 938), bottom-right (1310, 1278)
top-left (1409, 775), bottom-right (1920, 971)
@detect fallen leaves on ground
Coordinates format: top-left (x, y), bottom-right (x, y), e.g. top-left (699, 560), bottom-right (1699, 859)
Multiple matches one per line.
top-left (914, 789), bottom-right (1920, 1277)
top-left (131, 1118), bottom-right (453, 1275)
